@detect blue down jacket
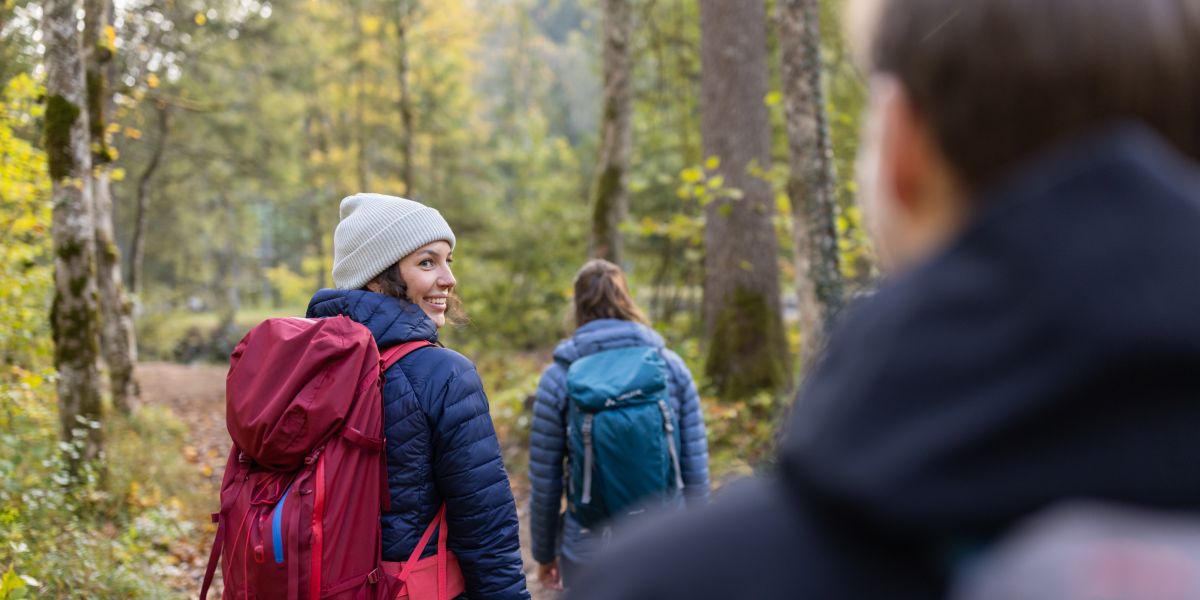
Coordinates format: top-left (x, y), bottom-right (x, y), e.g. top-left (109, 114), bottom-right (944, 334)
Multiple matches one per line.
top-left (528, 318), bottom-right (710, 564)
top-left (307, 289), bottom-right (528, 599)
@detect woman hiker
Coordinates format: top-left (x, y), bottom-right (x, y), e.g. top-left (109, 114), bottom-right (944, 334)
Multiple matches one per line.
top-left (306, 193), bottom-right (529, 599)
top-left (528, 258), bottom-right (711, 591)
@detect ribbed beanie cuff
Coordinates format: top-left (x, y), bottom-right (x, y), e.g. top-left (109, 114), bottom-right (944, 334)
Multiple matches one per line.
top-left (332, 193), bottom-right (456, 290)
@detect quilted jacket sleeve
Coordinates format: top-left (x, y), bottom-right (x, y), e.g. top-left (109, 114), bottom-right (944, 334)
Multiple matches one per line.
top-left (427, 351), bottom-right (529, 599)
top-left (664, 349), bottom-right (711, 506)
top-left (528, 361), bottom-right (569, 564)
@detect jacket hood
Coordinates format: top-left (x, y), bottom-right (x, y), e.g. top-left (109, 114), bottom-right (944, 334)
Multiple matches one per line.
top-left (781, 124), bottom-right (1200, 540)
top-left (306, 288), bottom-right (439, 347)
top-left (553, 318), bottom-right (666, 366)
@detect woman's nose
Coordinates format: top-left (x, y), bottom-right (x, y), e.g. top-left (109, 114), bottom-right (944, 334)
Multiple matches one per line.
top-left (438, 268), bottom-right (456, 289)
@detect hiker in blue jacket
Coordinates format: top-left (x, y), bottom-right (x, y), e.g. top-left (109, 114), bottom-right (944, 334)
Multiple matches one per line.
top-left (307, 193), bottom-right (529, 600)
top-left (529, 258), bottom-right (710, 591)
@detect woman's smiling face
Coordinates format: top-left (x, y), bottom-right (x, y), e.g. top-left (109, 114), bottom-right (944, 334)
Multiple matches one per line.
top-left (397, 240), bottom-right (456, 328)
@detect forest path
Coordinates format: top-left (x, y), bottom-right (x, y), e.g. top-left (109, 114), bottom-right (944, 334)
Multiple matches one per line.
top-left (136, 361), bottom-right (556, 599)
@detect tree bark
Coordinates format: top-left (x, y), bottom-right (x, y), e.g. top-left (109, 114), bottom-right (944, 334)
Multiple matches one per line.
top-left (43, 0), bottom-right (104, 470)
top-left (212, 195), bottom-right (241, 356)
top-left (778, 0), bottom-right (845, 365)
top-left (394, 0), bottom-right (415, 196)
top-left (354, 0), bottom-right (369, 192)
top-left (129, 101), bottom-right (168, 297)
top-left (699, 0), bottom-right (787, 398)
top-left (85, 0), bottom-right (138, 412)
top-left (589, 0), bottom-right (634, 264)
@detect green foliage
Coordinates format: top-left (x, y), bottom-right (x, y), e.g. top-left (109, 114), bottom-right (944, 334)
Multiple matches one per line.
top-left (0, 565), bottom-right (35, 600)
top-left (0, 366), bottom-right (200, 597)
top-left (820, 0), bottom-right (875, 285)
top-left (702, 391), bottom-right (782, 479)
top-left (0, 74), bottom-right (52, 369)
top-left (264, 258), bottom-right (324, 309)
top-left (474, 351), bottom-right (546, 479)
top-left (444, 32), bottom-right (593, 353)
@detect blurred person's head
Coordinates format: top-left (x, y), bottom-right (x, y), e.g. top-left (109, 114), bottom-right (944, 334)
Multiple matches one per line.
top-left (573, 259), bottom-right (649, 329)
top-left (848, 0), bottom-right (1200, 272)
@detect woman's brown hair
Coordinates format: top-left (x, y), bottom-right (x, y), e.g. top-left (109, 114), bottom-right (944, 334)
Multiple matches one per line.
top-left (573, 259), bottom-right (649, 329)
top-left (367, 262), bottom-right (467, 326)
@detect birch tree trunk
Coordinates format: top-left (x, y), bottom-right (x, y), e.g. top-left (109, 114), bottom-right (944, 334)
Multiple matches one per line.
top-left (43, 0), bottom-right (104, 468)
top-left (589, 0), bottom-right (634, 264)
top-left (779, 0), bottom-right (845, 365)
top-left (699, 0), bottom-right (788, 398)
top-left (85, 0), bottom-right (138, 412)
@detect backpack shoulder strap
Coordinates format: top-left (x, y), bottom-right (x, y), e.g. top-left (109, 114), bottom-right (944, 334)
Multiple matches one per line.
top-left (380, 340), bottom-right (435, 371)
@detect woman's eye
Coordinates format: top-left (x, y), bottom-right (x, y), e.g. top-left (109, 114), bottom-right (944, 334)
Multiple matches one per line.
top-left (419, 260), bottom-right (433, 268)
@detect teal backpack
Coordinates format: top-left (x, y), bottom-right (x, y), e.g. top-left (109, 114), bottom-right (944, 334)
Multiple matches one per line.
top-left (566, 345), bottom-right (685, 528)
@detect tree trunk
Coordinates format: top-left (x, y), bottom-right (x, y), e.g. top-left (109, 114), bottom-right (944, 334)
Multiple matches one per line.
top-left (354, 0), bottom-right (369, 192)
top-left (395, 0), bottom-right (415, 196)
top-left (699, 0), bottom-right (787, 398)
top-left (129, 101), bottom-right (168, 297)
top-left (212, 195), bottom-right (241, 356)
top-left (589, 0), bottom-right (634, 264)
top-left (778, 0), bottom-right (845, 365)
top-left (43, 0), bottom-right (104, 470)
top-left (85, 0), bottom-right (138, 412)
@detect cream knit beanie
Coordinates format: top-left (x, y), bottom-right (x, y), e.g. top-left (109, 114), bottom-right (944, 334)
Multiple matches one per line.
top-left (332, 193), bottom-right (456, 290)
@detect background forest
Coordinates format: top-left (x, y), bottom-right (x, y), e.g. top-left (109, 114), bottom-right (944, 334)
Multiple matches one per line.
top-left (0, 0), bottom-right (870, 596)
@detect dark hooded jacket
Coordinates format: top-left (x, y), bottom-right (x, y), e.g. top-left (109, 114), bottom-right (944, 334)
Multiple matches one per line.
top-left (567, 126), bottom-right (1200, 599)
top-left (307, 290), bottom-right (528, 599)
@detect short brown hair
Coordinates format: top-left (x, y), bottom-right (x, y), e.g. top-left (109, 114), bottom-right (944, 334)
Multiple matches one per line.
top-left (853, 0), bottom-right (1200, 192)
top-left (573, 259), bottom-right (649, 329)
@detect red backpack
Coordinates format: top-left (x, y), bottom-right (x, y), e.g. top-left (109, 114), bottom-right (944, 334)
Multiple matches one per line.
top-left (200, 316), bottom-right (429, 600)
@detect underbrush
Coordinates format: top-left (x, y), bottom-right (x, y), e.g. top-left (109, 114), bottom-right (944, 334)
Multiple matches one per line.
top-left (0, 367), bottom-right (204, 599)
top-left (136, 304), bottom-right (308, 363)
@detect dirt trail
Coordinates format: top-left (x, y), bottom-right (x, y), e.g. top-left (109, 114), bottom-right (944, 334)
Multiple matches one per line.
top-left (137, 361), bottom-right (556, 599)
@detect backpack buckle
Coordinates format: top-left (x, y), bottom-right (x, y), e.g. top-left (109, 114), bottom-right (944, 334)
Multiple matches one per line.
top-left (367, 568), bottom-right (380, 584)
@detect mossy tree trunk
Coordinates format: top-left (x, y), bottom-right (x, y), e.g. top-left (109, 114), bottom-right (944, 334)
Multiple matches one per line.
top-left (778, 0), bottom-right (845, 365)
top-left (43, 0), bottom-right (105, 471)
top-left (698, 0), bottom-right (788, 398)
top-left (85, 0), bottom-right (138, 413)
top-left (589, 0), bottom-right (634, 264)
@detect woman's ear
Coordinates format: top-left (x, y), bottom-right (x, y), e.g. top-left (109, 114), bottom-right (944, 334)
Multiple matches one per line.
top-left (366, 280), bottom-right (382, 294)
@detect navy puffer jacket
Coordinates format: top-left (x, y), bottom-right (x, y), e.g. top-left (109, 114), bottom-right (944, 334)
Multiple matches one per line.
top-left (307, 289), bottom-right (529, 599)
top-left (528, 318), bottom-right (710, 565)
